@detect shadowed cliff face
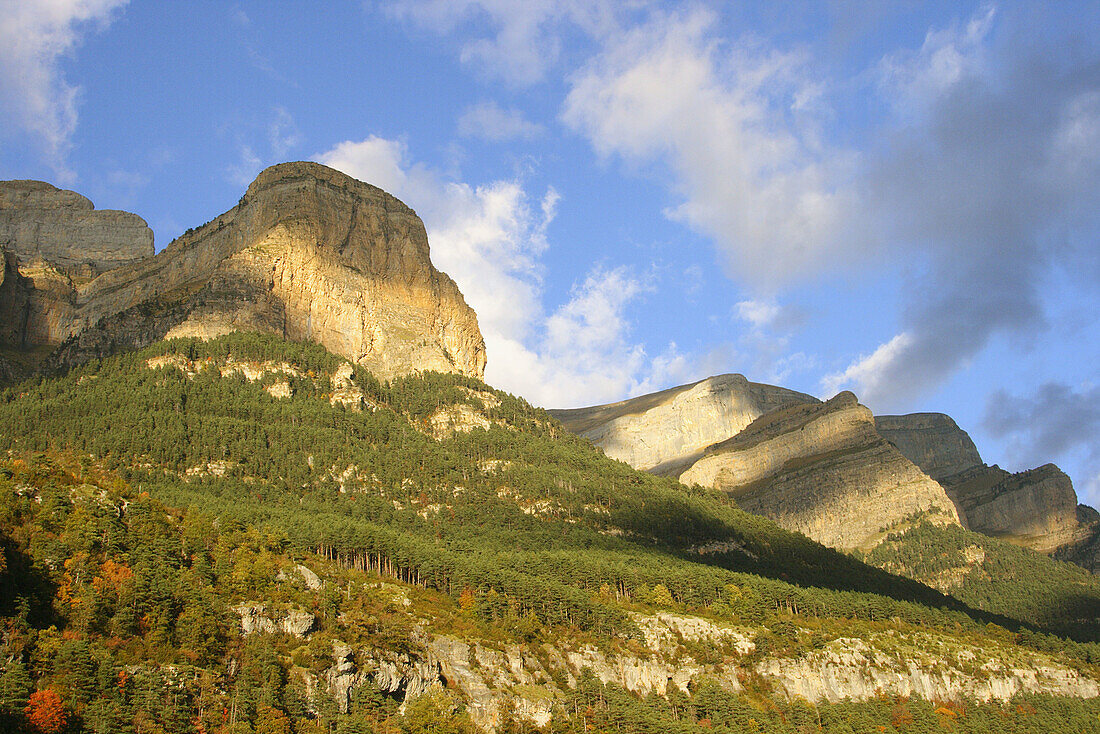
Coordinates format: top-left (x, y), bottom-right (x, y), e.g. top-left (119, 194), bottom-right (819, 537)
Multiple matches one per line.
top-left (0, 162), bottom-right (486, 381)
top-left (877, 413), bottom-right (1100, 569)
top-left (558, 378), bottom-right (1100, 570)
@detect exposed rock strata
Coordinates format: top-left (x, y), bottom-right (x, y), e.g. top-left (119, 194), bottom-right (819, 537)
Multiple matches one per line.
top-left (549, 374), bottom-right (815, 472)
top-left (556, 379), bottom-right (1100, 572)
top-left (875, 413), bottom-right (984, 482)
top-left (0, 180), bottom-right (153, 277)
top-left (299, 612), bottom-right (1097, 729)
top-left (679, 393), bottom-right (961, 550)
top-left (759, 633), bottom-right (1100, 704)
top-left (879, 412), bottom-right (1100, 571)
top-left (0, 163), bottom-right (486, 381)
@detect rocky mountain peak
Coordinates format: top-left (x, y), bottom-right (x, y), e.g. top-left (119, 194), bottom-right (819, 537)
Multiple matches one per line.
top-left (0, 180), bottom-right (153, 278)
top-left (0, 163), bottom-right (486, 381)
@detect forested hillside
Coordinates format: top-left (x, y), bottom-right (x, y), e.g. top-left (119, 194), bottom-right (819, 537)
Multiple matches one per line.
top-left (2, 333), bottom-right (1100, 732)
top-left (860, 518), bottom-right (1100, 638)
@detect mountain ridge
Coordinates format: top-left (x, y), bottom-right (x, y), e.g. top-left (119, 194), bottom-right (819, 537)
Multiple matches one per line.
top-left (0, 162), bottom-right (486, 382)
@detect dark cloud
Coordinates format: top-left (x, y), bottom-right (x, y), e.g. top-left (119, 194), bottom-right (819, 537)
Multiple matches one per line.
top-left (984, 382), bottom-right (1100, 490)
top-left (835, 8), bottom-right (1100, 410)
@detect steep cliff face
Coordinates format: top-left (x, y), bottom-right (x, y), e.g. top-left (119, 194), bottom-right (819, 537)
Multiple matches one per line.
top-left (875, 413), bottom-right (984, 482)
top-left (0, 180), bottom-right (153, 278)
top-left (0, 163), bottom-right (486, 381)
top-left (549, 374), bottom-right (816, 472)
top-left (877, 411), bottom-right (1100, 570)
top-left (679, 393), bottom-right (961, 551)
top-left (949, 464), bottom-right (1087, 555)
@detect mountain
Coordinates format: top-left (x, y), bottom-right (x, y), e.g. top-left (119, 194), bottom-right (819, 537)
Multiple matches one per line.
top-left (3, 168), bottom-right (1100, 732)
top-left (876, 413), bottom-right (1100, 571)
top-left (549, 373), bottom-right (816, 474)
top-left (0, 162), bottom-right (485, 382)
top-left (676, 392), bottom-right (961, 551)
top-left (558, 376), bottom-right (1100, 576)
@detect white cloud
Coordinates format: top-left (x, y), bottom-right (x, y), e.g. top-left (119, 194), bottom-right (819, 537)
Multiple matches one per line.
top-left (457, 101), bottom-right (545, 142)
top-left (316, 136), bottom-right (684, 407)
top-left (735, 299), bottom-right (807, 332)
top-left (878, 4), bottom-right (994, 119)
top-left (562, 8), bottom-right (865, 288)
top-left (732, 298), bottom-right (812, 386)
top-left (385, 0), bottom-right (622, 86)
top-left (821, 332), bottom-right (914, 406)
top-left (0, 0), bottom-right (128, 181)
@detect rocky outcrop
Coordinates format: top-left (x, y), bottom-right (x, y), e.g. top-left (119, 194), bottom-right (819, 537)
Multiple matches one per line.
top-left (297, 612), bottom-right (1097, 729)
top-left (557, 378), bottom-right (1100, 570)
top-left (0, 180), bottom-right (153, 278)
top-left (549, 374), bottom-right (815, 472)
top-left (878, 411), bottom-right (1100, 570)
top-left (233, 603), bottom-right (315, 637)
top-left (0, 163), bottom-right (486, 381)
top-left (758, 632), bottom-right (1100, 704)
top-left (875, 413), bottom-right (984, 482)
top-left (679, 393), bottom-right (961, 551)
top-left (948, 464), bottom-right (1086, 555)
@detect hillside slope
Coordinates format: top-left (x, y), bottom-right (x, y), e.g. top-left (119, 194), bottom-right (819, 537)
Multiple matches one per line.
top-left (3, 333), bottom-right (1100, 731)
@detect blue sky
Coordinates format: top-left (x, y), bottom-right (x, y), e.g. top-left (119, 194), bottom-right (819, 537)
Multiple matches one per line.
top-left (2, 1), bottom-right (1100, 503)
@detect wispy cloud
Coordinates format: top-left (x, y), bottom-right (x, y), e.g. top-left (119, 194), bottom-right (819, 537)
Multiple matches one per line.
top-left (0, 0), bottom-right (129, 182)
top-left (226, 107), bottom-right (301, 186)
top-left (384, 0), bottom-right (624, 86)
top-left (458, 101), bottom-right (545, 142)
top-left (562, 8), bottom-right (866, 289)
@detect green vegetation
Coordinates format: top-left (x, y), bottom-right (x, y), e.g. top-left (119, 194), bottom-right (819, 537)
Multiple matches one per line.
top-left (2, 333), bottom-right (1100, 732)
top-left (860, 519), bottom-right (1100, 640)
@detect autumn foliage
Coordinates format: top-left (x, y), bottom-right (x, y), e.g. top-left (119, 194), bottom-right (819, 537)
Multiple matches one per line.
top-left (25, 688), bottom-right (67, 734)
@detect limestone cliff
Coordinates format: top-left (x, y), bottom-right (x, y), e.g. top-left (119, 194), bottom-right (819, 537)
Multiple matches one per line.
top-left (548, 374), bottom-right (816, 472)
top-left (0, 180), bottom-right (153, 278)
top-left (678, 393), bottom-right (962, 551)
top-left (0, 163), bottom-right (486, 381)
top-left (878, 411), bottom-right (1100, 570)
top-left (875, 413), bottom-right (984, 482)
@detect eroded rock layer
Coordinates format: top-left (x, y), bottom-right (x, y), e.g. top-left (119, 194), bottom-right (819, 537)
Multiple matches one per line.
top-left (875, 413), bottom-right (984, 483)
top-left (878, 411), bottom-right (1100, 570)
top-left (679, 393), bottom-right (961, 551)
top-left (0, 163), bottom-right (486, 381)
top-left (0, 180), bottom-right (153, 278)
top-left (549, 374), bottom-right (816, 472)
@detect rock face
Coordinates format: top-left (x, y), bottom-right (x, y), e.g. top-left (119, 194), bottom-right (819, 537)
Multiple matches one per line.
top-left (878, 412), bottom-right (1100, 570)
top-left (758, 632), bottom-right (1100, 704)
top-left (549, 374), bottom-right (816, 473)
top-left (0, 163), bottom-right (486, 381)
top-left (875, 413), bottom-right (984, 482)
top-left (556, 378), bottom-right (1100, 571)
top-left (298, 611), bottom-right (1097, 730)
top-left (679, 392), bottom-right (961, 551)
top-left (0, 180), bottom-right (153, 277)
